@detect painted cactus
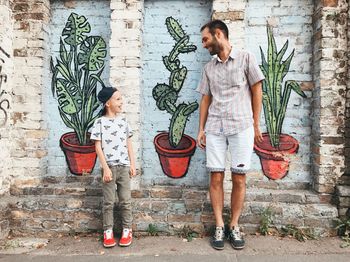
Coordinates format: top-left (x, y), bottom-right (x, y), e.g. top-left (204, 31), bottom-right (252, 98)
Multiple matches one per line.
top-left (152, 17), bottom-right (198, 147)
top-left (259, 25), bottom-right (307, 148)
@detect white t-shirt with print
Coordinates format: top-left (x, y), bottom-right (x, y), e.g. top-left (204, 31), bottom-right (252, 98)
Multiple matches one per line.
top-left (90, 114), bottom-right (133, 166)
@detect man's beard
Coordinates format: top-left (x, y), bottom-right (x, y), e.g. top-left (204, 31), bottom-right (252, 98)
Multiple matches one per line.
top-left (208, 38), bottom-right (221, 55)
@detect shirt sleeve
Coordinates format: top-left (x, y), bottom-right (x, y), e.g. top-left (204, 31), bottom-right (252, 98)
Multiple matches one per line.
top-left (196, 66), bottom-right (211, 95)
top-left (90, 118), bottom-right (102, 141)
top-left (246, 52), bottom-right (265, 87)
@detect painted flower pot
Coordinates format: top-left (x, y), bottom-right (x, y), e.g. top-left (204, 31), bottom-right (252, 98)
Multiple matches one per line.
top-left (254, 133), bottom-right (299, 180)
top-left (60, 132), bottom-right (97, 175)
top-left (154, 132), bottom-right (196, 179)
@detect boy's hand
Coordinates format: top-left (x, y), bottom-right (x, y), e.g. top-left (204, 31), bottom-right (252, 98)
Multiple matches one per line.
top-left (102, 167), bottom-right (113, 183)
top-left (129, 165), bottom-right (136, 177)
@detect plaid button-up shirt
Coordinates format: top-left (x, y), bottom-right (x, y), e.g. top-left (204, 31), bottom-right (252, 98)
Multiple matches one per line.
top-left (197, 49), bottom-right (265, 135)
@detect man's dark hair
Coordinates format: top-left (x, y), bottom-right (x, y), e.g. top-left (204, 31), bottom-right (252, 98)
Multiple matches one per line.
top-left (200, 20), bottom-right (229, 39)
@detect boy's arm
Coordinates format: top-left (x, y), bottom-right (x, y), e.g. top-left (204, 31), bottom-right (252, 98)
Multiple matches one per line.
top-left (95, 140), bottom-right (112, 183)
top-left (127, 137), bottom-right (136, 177)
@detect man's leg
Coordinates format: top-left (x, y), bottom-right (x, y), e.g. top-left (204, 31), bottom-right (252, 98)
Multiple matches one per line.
top-left (227, 126), bottom-right (254, 249)
top-left (210, 172), bottom-right (225, 227)
top-left (206, 133), bottom-right (227, 250)
top-left (229, 174), bottom-right (246, 228)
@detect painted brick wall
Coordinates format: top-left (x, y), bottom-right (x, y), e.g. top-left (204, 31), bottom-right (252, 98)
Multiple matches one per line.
top-left (1, 0), bottom-right (348, 238)
top-left (46, 0), bottom-right (111, 176)
top-left (245, 0), bottom-right (314, 184)
top-left (141, 0), bottom-right (212, 186)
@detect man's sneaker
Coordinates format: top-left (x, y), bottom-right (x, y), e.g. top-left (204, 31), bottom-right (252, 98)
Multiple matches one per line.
top-left (119, 228), bottom-right (132, 247)
top-left (211, 226), bottom-right (225, 250)
top-left (103, 229), bottom-right (116, 248)
top-left (228, 226), bottom-right (245, 250)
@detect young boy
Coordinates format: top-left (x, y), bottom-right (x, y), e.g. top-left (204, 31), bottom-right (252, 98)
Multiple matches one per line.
top-left (90, 87), bottom-right (136, 248)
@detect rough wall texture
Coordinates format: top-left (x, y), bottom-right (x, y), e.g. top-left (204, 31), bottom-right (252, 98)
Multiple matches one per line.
top-left (0, 0), bottom-right (13, 239)
top-left (10, 0), bottom-right (50, 183)
top-left (337, 0), bottom-right (350, 218)
top-left (311, 0), bottom-right (348, 194)
top-left (109, 0), bottom-right (143, 189)
top-left (0, 0), bottom-right (349, 239)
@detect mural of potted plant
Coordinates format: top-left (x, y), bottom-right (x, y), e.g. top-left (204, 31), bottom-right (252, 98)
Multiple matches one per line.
top-left (254, 25), bottom-right (307, 180)
top-left (50, 13), bottom-right (107, 175)
top-left (153, 17), bottom-right (198, 179)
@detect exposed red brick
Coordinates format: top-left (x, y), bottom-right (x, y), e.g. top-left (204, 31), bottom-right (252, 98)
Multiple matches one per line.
top-left (322, 0), bottom-right (338, 7)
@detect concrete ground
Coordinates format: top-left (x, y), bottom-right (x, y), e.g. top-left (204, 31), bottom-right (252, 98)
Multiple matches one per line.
top-left (0, 234), bottom-right (350, 262)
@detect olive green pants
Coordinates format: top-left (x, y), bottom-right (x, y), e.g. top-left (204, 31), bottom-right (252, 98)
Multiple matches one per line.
top-left (102, 165), bottom-right (132, 230)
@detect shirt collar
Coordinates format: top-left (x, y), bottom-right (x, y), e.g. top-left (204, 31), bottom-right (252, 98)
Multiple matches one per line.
top-left (215, 48), bottom-right (238, 64)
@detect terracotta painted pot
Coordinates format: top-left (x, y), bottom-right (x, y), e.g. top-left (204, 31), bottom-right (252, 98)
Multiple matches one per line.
top-left (154, 132), bottom-right (196, 179)
top-left (254, 133), bottom-right (299, 180)
top-left (60, 132), bottom-right (97, 175)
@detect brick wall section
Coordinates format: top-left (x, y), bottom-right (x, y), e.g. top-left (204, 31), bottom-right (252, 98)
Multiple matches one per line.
top-left (0, 0), bottom-right (13, 196)
top-left (8, 176), bottom-right (338, 237)
top-left (10, 0), bottom-right (50, 180)
top-left (311, 0), bottom-right (348, 194)
top-left (109, 0), bottom-right (143, 189)
top-left (336, 1), bottom-right (350, 218)
top-left (1, 0), bottom-right (347, 238)
top-left (0, 0), bottom-right (13, 239)
top-left (212, 0), bottom-right (246, 50)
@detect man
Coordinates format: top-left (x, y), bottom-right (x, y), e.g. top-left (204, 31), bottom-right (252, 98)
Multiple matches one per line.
top-left (197, 20), bottom-right (264, 250)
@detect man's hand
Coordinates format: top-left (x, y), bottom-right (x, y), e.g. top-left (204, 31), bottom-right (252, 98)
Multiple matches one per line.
top-left (197, 130), bottom-right (206, 149)
top-left (254, 125), bottom-right (263, 144)
top-left (102, 167), bottom-right (113, 183)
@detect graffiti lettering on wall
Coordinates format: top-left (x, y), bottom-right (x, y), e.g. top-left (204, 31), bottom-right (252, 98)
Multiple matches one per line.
top-left (50, 13), bottom-right (107, 175)
top-left (254, 26), bottom-right (307, 180)
top-left (153, 17), bottom-right (198, 179)
top-left (0, 46), bottom-right (10, 128)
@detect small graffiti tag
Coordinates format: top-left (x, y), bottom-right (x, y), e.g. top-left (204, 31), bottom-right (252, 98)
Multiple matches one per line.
top-left (0, 46), bottom-right (10, 127)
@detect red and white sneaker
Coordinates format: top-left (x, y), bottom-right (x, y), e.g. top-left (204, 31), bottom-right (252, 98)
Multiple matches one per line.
top-left (103, 229), bottom-right (116, 248)
top-left (119, 228), bottom-right (132, 247)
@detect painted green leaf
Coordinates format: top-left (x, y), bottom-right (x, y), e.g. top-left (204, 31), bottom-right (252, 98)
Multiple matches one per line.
top-left (169, 103), bottom-right (188, 147)
top-left (56, 79), bottom-right (82, 115)
top-left (78, 36), bottom-right (107, 71)
top-left (259, 25), bottom-right (307, 147)
top-left (166, 16), bottom-right (186, 42)
top-left (163, 56), bottom-right (179, 72)
top-left (179, 45), bottom-right (197, 53)
top-left (59, 39), bottom-right (68, 63)
top-left (62, 13), bottom-right (91, 46)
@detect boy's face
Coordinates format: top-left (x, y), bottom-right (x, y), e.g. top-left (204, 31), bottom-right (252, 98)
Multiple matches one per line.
top-left (106, 90), bottom-right (123, 114)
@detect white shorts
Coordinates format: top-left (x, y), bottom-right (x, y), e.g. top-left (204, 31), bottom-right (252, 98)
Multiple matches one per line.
top-left (206, 126), bottom-right (254, 174)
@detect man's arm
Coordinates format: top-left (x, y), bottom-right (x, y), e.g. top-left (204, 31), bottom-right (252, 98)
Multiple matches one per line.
top-left (197, 94), bottom-right (212, 149)
top-left (251, 81), bottom-right (263, 143)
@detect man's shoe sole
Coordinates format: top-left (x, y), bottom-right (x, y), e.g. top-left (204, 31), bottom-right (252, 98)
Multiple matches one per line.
top-left (211, 241), bottom-right (224, 250)
top-left (231, 244), bottom-right (245, 250)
